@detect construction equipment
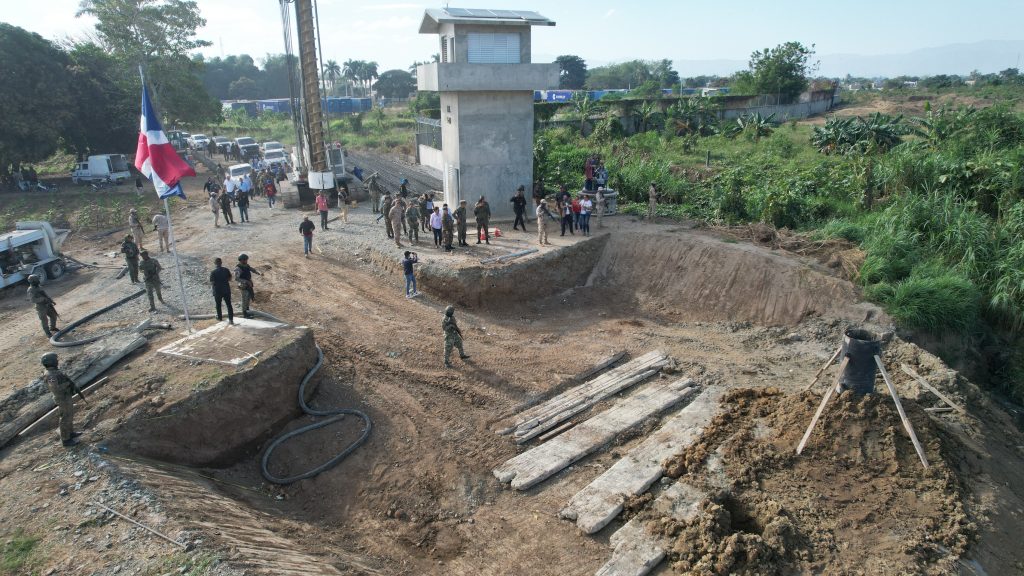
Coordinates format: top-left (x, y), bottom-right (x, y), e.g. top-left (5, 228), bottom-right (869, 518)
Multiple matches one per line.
top-left (0, 221), bottom-right (70, 288)
top-left (278, 0), bottom-right (336, 207)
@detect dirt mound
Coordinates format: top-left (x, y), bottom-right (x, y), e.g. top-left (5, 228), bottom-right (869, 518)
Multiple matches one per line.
top-left (586, 232), bottom-right (883, 327)
top-left (656, 387), bottom-right (971, 575)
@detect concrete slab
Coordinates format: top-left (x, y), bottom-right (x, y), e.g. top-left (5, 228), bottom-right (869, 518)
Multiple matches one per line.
top-left (157, 318), bottom-right (293, 365)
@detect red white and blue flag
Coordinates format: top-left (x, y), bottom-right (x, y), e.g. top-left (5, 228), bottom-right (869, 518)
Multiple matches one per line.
top-left (135, 85), bottom-right (194, 199)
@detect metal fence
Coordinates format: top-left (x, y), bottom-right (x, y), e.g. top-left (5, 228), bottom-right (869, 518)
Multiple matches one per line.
top-left (415, 117), bottom-right (442, 150)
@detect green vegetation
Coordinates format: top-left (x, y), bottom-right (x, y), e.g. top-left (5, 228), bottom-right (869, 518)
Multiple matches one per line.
top-left (535, 86), bottom-right (1024, 402)
top-left (1, 529), bottom-right (40, 575)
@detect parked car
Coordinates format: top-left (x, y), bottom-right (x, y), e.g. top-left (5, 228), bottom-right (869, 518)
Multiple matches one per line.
top-left (212, 136), bottom-right (231, 155)
top-left (227, 163), bottom-right (252, 180)
top-left (189, 133), bottom-right (210, 149)
top-left (263, 149), bottom-right (287, 167)
top-left (261, 141), bottom-right (284, 155)
top-left (71, 154), bottom-right (131, 184)
top-left (234, 137), bottom-right (260, 161)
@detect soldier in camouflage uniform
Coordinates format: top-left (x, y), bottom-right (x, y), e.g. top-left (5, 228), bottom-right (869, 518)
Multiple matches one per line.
top-left (405, 199), bottom-right (421, 244)
top-left (454, 199), bottom-right (469, 246)
top-left (381, 193), bottom-right (394, 239)
top-left (27, 274), bottom-right (59, 337)
top-left (138, 250), bottom-right (164, 312)
top-left (120, 235), bottom-right (140, 283)
top-left (234, 253), bottom-right (261, 318)
top-left (41, 353), bottom-right (82, 447)
top-left (441, 204), bottom-right (455, 251)
top-left (388, 199), bottom-right (405, 248)
top-left (442, 305), bottom-right (470, 368)
top-left (367, 173), bottom-right (382, 213)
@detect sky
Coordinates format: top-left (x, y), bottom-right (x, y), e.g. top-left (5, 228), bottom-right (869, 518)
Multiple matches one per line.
top-left (5, 0), bottom-right (1024, 75)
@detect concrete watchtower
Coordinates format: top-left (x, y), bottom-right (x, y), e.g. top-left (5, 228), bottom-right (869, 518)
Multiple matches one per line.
top-left (416, 8), bottom-right (559, 219)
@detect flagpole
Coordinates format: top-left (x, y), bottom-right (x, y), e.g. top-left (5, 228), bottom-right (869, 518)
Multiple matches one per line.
top-left (139, 66), bottom-right (193, 334)
top-left (163, 196), bottom-right (193, 333)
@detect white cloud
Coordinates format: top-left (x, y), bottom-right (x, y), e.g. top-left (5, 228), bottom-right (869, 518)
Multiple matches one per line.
top-left (604, 9), bottom-right (615, 19)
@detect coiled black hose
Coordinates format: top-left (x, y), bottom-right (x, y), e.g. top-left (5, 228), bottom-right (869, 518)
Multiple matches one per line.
top-left (49, 289), bottom-right (147, 347)
top-left (260, 345), bottom-right (372, 484)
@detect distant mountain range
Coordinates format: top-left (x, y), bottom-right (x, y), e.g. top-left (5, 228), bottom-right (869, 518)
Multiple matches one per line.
top-left (542, 40), bottom-right (1024, 79)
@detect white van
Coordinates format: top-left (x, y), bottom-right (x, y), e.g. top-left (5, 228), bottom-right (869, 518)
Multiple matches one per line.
top-left (71, 154), bottom-right (132, 184)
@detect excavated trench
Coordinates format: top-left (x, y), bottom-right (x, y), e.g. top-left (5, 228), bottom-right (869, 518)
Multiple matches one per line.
top-left (94, 228), bottom-right (890, 575)
top-left (410, 230), bottom-right (885, 327)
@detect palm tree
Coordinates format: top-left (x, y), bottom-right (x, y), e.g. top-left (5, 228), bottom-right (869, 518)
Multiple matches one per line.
top-left (572, 93), bottom-right (602, 136)
top-left (342, 59), bottom-right (360, 96)
top-left (635, 100), bottom-right (660, 133)
top-left (363, 61), bottom-right (379, 100)
top-left (324, 60), bottom-right (341, 95)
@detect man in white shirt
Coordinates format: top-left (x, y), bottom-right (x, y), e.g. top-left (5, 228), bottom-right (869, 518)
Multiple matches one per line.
top-left (152, 213), bottom-right (170, 252)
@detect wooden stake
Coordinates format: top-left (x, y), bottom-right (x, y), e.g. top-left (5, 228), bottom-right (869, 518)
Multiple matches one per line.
top-left (876, 356), bottom-right (929, 469)
top-left (92, 502), bottom-right (189, 550)
top-left (803, 346), bottom-right (843, 392)
top-left (899, 364), bottom-right (967, 416)
top-left (797, 356), bottom-right (849, 455)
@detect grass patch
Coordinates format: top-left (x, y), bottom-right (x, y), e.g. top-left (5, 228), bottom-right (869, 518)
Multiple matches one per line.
top-left (866, 271), bottom-right (981, 333)
top-left (1, 530), bottom-right (40, 575)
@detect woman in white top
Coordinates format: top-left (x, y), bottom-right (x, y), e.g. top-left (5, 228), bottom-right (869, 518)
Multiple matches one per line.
top-left (579, 196), bottom-right (593, 236)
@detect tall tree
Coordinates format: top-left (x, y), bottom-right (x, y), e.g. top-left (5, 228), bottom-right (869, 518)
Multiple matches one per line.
top-left (76, 0), bottom-right (219, 124)
top-left (343, 59), bottom-right (360, 96)
top-left (0, 24), bottom-right (74, 170)
top-left (733, 42), bottom-right (816, 103)
top-left (373, 69), bottom-right (416, 99)
top-left (362, 61), bottom-right (379, 98)
top-left (64, 42), bottom-right (137, 155)
top-left (324, 59), bottom-right (341, 95)
top-left (555, 55), bottom-right (587, 89)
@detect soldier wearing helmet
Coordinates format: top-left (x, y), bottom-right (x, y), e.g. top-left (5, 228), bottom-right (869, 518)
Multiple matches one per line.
top-left (40, 353), bottom-right (81, 447)
top-left (234, 253), bottom-right (261, 319)
top-left (442, 305), bottom-right (470, 368)
top-left (27, 274), bottom-right (59, 337)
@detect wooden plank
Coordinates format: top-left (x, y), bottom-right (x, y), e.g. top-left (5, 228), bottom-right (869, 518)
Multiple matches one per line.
top-left (561, 389), bottom-right (719, 534)
top-left (509, 351), bottom-right (666, 427)
top-left (802, 346), bottom-right (842, 391)
top-left (796, 356), bottom-right (848, 455)
top-left (506, 351), bottom-right (668, 442)
top-left (516, 369), bottom-right (658, 444)
top-left (493, 378), bottom-right (695, 491)
top-left (493, 351), bottom-right (625, 433)
top-left (899, 363), bottom-right (968, 416)
top-left (877, 356), bottom-right (929, 469)
top-left (594, 482), bottom-right (705, 576)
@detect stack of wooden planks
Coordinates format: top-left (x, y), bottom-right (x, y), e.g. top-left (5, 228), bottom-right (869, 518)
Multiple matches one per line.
top-left (498, 351), bottom-right (669, 444)
top-left (493, 376), bottom-right (695, 490)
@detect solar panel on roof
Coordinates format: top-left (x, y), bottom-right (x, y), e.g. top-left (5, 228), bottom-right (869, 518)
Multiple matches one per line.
top-left (514, 10), bottom-right (547, 20)
top-left (442, 7), bottom-right (550, 21)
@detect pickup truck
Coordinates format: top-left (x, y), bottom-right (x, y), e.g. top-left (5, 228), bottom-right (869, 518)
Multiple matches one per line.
top-left (212, 136), bottom-right (231, 155)
top-left (234, 137), bottom-right (260, 161)
top-left (189, 134), bottom-right (210, 149)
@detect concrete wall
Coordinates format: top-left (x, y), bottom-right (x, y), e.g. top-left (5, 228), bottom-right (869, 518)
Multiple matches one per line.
top-left (418, 144), bottom-right (444, 172)
top-left (418, 62), bottom-right (559, 92)
top-left (717, 97), bottom-right (833, 121)
top-left (443, 91), bottom-right (534, 219)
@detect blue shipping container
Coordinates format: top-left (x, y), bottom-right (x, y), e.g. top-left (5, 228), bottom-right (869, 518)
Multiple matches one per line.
top-left (358, 98), bottom-right (372, 112)
top-left (534, 90), bottom-right (543, 101)
top-left (546, 90), bottom-right (573, 102)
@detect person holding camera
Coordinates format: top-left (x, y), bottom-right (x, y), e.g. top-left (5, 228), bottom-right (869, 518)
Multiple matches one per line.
top-left (402, 251), bottom-right (420, 298)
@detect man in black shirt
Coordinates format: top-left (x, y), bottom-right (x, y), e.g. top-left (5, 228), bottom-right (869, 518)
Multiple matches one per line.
top-left (510, 185), bottom-right (528, 231)
top-left (209, 257), bottom-right (234, 324)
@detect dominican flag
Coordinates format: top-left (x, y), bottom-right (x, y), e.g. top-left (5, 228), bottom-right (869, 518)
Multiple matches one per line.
top-left (135, 84), bottom-right (195, 199)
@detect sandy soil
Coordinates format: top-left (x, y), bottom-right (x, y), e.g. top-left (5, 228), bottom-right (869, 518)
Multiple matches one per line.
top-left (1, 163), bottom-right (1022, 576)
